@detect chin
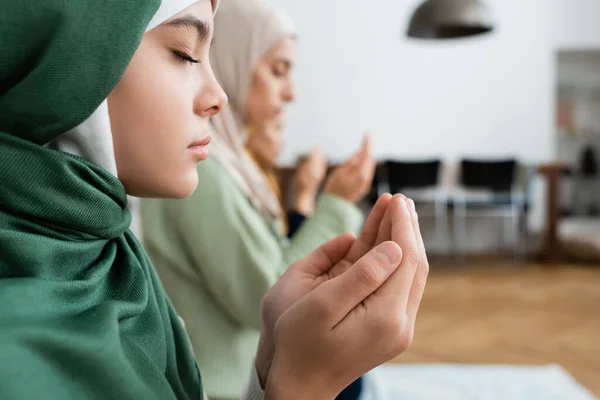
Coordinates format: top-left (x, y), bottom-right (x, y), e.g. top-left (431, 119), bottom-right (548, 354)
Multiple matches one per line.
top-left (121, 165), bottom-right (200, 199)
top-left (167, 173), bottom-right (199, 199)
top-left (268, 155), bottom-right (279, 168)
top-left (141, 171), bottom-right (199, 199)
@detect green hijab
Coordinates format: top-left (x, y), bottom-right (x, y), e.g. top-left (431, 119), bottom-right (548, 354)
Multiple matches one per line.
top-left (0, 1), bottom-right (213, 398)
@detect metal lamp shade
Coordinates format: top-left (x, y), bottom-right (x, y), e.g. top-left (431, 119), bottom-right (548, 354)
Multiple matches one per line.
top-left (407, 0), bottom-right (494, 39)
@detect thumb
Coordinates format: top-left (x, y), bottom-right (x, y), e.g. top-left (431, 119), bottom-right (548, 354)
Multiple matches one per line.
top-left (311, 241), bottom-right (402, 327)
top-left (313, 147), bottom-right (325, 163)
top-left (345, 152), bottom-right (361, 168)
top-left (361, 132), bottom-right (372, 152)
top-left (346, 133), bottom-right (371, 169)
top-left (356, 134), bottom-right (372, 164)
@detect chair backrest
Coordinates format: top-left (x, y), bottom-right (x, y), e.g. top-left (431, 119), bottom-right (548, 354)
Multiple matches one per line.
top-left (459, 158), bottom-right (517, 192)
top-left (385, 160), bottom-right (441, 192)
top-left (367, 163), bottom-right (388, 204)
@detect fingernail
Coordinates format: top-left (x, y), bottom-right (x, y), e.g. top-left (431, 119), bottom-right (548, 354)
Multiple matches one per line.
top-left (407, 198), bottom-right (415, 213)
top-left (399, 196), bottom-right (408, 209)
top-left (376, 242), bottom-right (401, 265)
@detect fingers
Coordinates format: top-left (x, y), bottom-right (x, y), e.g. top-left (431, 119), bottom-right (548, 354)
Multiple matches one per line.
top-left (374, 194), bottom-right (404, 247)
top-left (345, 153), bottom-right (360, 168)
top-left (354, 134), bottom-right (375, 186)
top-left (296, 153), bottom-right (309, 167)
top-left (352, 134), bottom-right (372, 168)
top-left (344, 133), bottom-right (371, 168)
top-left (344, 194), bottom-right (392, 264)
top-left (366, 197), bottom-right (419, 314)
top-left (405, 199), bottom-right (429, 320)
top-left (361, 133), bottom-right (372, 158)
top-left (311, 241), bottom-right (403, 327)
top-left (290, 233), bottom-right (356, 276)
top-left (308, 147), bottom-right (321, 162)
top-left (405, 199), bottom-right (425, 254)
top-left (311, 148), bottom-right (327, 172)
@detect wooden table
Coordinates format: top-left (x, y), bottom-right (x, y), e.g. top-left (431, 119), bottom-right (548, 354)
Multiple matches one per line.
top-left (538, 162), bottom-right (569, 263)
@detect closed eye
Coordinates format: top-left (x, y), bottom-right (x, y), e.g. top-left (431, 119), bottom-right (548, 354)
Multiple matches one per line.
top-left (172, 50), bottom-right (201, 64)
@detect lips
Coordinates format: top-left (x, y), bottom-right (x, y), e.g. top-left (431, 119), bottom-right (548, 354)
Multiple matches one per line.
top-left (188, 136), bottom-right (211, 148)
top-left (187, 135), bottom-right (211, 161)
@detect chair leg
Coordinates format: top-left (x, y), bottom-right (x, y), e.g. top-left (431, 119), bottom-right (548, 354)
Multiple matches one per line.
top-left (500, 215), bottom-right (509, 255)
top-left (517, 207), bottom-right (528, 266)
top-left (520, 210), bottom-right (528, 265)
top-left (433, 214), bottom-right (441, 257)
top-left (503, 210), bottom-right (518, 261)
top-left (512, 211), bottom-right (520, 265)
top-left (434, 205), bottom-right (449, 257)
top-left (511, 207), bottom-right (525, 266)
top-left (453, 206), bottom-right (467, 265)
top-left (450, 208), bottom-right (457, 262)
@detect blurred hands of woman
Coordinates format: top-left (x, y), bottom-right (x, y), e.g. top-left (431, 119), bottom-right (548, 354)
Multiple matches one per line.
top-left (256, 194), bottom-right (429, 398)
top-left (324, 134), bottom-right (376, 204)
top-left (293, 148), bottom-right (327, 215)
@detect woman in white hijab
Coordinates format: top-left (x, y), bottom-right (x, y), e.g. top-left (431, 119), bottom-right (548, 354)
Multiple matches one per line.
top-left (142, 0), bottom-right (379, 398)
top-left (208, 0), bottom-right (375, 229)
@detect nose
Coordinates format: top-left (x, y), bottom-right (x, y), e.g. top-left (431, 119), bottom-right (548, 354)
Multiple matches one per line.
top-left (195, 69), bottom-right (228, 118)
top-left (282, 78), bottom-right (295, 103)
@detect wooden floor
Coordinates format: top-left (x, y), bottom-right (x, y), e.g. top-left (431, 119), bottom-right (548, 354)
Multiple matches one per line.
top-left (393, 262), bottom-right (600, 397)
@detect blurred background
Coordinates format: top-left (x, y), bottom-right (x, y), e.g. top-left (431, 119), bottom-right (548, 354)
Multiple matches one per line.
top-left (274, 0), bottom-right (600, 397)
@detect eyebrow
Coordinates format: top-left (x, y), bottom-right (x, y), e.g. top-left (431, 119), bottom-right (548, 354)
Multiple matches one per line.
top-left (163, 15), bottom-right (212, 44)
top-left (273, 59), bottom-right (292, 68)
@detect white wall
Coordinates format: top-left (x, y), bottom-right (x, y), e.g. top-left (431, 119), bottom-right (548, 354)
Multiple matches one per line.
top-left (277, 0), bottom-right (555, 167)
top-left (276, 0), bottom-right (555, 234)
top-left (553, 0), bottom-right (600, 50)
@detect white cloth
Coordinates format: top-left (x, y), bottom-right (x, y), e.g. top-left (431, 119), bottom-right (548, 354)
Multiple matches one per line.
top-left (148, 0), bottom-right (219, 32)
top-left (209, 0), bottom-right (296, 223)
top-left (55, 101), bottom-right (118, 176)
top-left (359, 363), bottom-right (595, 400)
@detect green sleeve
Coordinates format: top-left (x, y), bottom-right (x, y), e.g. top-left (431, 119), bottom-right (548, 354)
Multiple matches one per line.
top-left (168, 159), bottom-right (364, 329)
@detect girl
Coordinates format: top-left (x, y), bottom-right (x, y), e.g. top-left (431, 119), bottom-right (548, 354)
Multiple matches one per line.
top-left (141, 1), bottom-right (375, 398)
top-left (0, 0), bottom-right (428, 399)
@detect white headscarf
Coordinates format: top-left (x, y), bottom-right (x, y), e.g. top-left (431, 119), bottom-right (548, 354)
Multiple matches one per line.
top-left (209, 0), bottom-right (296, 223)
top-left (50, 0), bottom-right (220, 238)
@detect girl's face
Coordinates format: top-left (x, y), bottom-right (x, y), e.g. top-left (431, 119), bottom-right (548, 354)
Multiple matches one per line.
top-left (108, 0), bottom-right (227, 199)
top-left (245, 37), bottom-right (296, 168)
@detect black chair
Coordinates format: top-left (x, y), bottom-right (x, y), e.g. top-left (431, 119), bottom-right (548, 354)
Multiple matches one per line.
top-left (460, 159), bottom-right (517, 192)
top-left (452, 158), bottom-right (529, 262)
top-left (386, 160), bottom-right (441, 193)
top-left (367, 163), bottom-right (389, 205)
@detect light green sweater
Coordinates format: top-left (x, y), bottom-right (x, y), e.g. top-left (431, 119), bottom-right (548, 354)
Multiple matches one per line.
top-left (142, 158), bottom-right (364, 400)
